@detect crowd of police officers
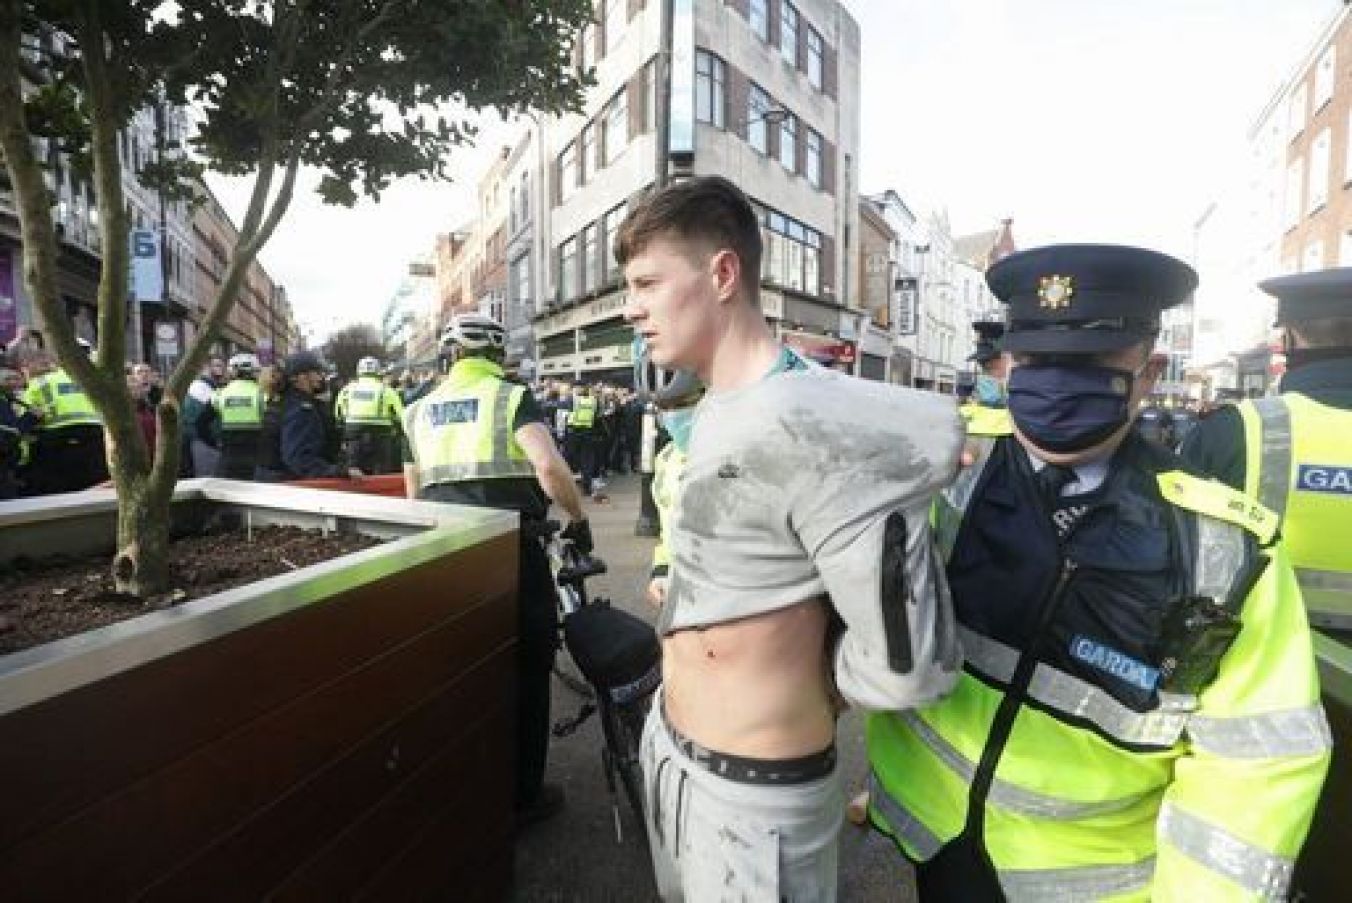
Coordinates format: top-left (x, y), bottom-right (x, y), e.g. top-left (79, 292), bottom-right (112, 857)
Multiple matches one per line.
top-left (0, 338), bottom-right (410, 497)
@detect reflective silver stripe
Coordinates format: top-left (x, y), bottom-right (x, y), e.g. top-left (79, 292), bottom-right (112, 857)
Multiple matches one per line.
top-left (417, 460), bottom-right (535, 487)
top-left (1187, 705), bottom-right (1332, 759)
top-left (1253, 396), bottom-right (1292, 518)
top-left (1158, 802), bottom-right (1293, 898)
top-left (998, 857), bottom-right (1155, 902)
top-left (1297, 567), bottom-right (1352, 596)
top-left (1194, 512), bottom-right (1247, 603)
top-left (867, 770), bottom-right (943, 859)
top-left (491, 381), bottom-right (515, 462)
top-left (961, 627), bottom-right (1194, 747)
top-left (898, 710), bottom-right (1153, 819)
top-left (41, 413), bottom-right (101, 428)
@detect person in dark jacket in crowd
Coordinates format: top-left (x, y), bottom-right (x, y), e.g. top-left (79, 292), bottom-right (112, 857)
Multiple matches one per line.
top-left (256, 351), bottom-right (362, 481)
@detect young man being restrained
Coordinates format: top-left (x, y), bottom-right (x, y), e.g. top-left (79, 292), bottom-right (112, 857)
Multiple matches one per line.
top-left (619, 176), bottom-right (964, 901)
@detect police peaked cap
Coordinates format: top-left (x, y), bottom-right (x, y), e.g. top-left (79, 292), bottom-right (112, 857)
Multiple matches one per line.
top-left (967, 319), bottom-right (1006, 363)
top-left (987, 244), bottom-right (1197, 354)
top-left (283, 351), bottom-right (326, 378)
top-left (1259, 267), bottom-right (1352, 325)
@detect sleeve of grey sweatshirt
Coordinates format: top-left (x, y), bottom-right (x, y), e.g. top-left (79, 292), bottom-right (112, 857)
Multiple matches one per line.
top-left (789, 381), bottom-right (965, 712)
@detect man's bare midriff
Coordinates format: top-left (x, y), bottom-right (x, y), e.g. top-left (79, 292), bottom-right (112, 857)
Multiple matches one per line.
top-left (662, 597), bottom-right (836, 759)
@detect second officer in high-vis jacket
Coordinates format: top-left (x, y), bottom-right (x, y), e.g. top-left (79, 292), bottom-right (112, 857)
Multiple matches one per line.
top-left (335, 355), bottom-right (404, 474)
top-left (212, 353), bottom-right (265, 480)
top-left (867, 244), bottom-right (1331, 901)
top-left (403, 313), bottom-right (592, 826)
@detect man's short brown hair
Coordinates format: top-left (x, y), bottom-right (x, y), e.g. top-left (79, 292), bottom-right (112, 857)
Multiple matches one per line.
top-left (614, 176), bottom-right (762, 304)
top-left (1290, 316), bottom-right (1352, 348)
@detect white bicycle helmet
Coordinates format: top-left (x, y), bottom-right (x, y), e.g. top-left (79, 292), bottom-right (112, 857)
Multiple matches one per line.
top-left (227, 352), bottom-right (259, 377)
top-left (356, 355), bottom-right (381, 376)
top-left (441, 313), bottom-right (507, 353)
top-left (632, 334), bottom-right (703, 408)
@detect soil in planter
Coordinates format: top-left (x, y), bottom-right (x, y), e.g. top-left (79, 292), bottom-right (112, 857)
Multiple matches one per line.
top-left (0, 525), bottom-right (383, 656)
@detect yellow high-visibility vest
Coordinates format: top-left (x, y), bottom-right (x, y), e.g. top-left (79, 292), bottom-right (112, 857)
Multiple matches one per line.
top-left (1238, 394), bottom-right (1352, 621)
top-left (403, 357), bottom-right (534, 491)
top-left (23, 369), bottom-right (100, 430)
top-left (337, 376), bottom-right (403, 430)
top-left (212, 379), bottom-right (264, 431)
top-left (567, 395), bottom-right (597, 429)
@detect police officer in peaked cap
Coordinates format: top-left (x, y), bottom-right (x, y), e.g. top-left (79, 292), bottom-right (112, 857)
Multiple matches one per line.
top-left (962, 319), bottom-right (1009, 418)
top-left (866, 244), bottom-right (1329, 900)
top-left (1182, 267), bottom-right (1352, 631)
top-left (256, 351), bottom-right (360, 481)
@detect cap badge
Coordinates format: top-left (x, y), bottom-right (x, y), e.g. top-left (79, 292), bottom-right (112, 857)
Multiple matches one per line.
top-left (1038, 275), bottom-right (1075, 310)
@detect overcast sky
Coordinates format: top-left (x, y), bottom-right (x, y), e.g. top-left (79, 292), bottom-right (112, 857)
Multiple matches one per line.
top-left (209, 0), bottom-right (1341, 343)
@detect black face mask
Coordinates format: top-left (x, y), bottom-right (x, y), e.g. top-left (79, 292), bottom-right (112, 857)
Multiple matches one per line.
top-left (1007, 363), bottom-right (1138, 454)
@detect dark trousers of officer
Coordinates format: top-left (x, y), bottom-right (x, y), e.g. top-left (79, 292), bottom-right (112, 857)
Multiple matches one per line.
top-left (566, 428), bottom-right (601, 495)
top-left (216, 431), bottom-right (261, 480)
top-left (27, 426), bottom-right (107, 495)
top-left (342, 427), bottom-right (399, 475)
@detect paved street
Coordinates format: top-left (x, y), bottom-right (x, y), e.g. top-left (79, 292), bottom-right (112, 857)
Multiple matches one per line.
top-left (511, 472), bottom-right (916, 902)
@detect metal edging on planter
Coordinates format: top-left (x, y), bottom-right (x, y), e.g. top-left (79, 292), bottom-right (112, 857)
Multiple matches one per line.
top-left (0, 479), bottom-right (518, 717)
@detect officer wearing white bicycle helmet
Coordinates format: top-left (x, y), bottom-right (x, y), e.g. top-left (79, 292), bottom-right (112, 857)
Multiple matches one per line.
top-left (211, 353), bottom-right (265, 479)
top-left (335, 355), bottom-right (404, 474)
top-left (403, 312), bottom-right (591, 825)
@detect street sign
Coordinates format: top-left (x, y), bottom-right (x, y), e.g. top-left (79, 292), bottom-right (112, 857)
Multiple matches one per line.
top-left (130, 228), bottom-right (163, 304)
top-left (895, 277), bottom-right (918, 336)
top-left (154, 322), bottom-right (179, 357)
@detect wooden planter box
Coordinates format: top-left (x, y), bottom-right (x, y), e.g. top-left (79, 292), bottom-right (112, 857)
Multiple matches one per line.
top-left (0, 480), bottom-right (519, 900)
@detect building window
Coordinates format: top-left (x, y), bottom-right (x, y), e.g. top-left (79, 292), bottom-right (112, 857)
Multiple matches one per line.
top-left (749, 0), bottom-right (769, 41)
top-left (580, 122), bottom-right (596, 184)
top-left (780, 2), bottom-right (799, 67)
top-left (760, 209), bottom-right (821, 295)
top-left (512, 254), bottom-right (532, 318)
top-left (519, 170), bottom-right (530, 225)
top-left (1288, 82), bottom-right (1308, 141)
top-left (581, 24), bottom-right (596, 73)
top-left (1310, 127), bottom-right (1330, 212)
top-left (559, 237), bottom-right (578, 301)
top-left (748, 83), bottom-right (771, 154)
top-left (807, 28), bottom-right (823, 90)
top-left (603, 88), bottom-right (629, 164)
top-left (1316, 45), bottom-right (1337, 111)
top-left (559, 141), bottom-right (578, 202)
top-left (1303, 239), bottom-right (1324, 272)
top-left (604, 203), bottom-right (627, 281)
top-left (509, 184), bottom-right (518, 232)
top-left (643, 58), bottom-right (657, 131)
top-left (1340, 232), bottom-right (1352, 266)
top-left (805, 128), bottom-right (822, 188)
top-left (779, 113), bottom-right (797, 172)
top-left (582, 223), bottom-right (600, 293)
top-left (1284, 158), bottom-right (1303, 228)
top-left (695, 50), bottom-right (726, 128)
top-left (604, 0), bottom-right (626, 55)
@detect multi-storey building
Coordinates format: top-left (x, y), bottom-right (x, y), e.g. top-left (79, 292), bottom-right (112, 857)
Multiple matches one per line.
top-left (504, 129), bottom-right (545, 375)
top-left (1194, 5), bottom-right (1352, 395)
top-left (529, 0), bottom-right (862, 381)
top-left (191, 181), bottom-right (298, 363)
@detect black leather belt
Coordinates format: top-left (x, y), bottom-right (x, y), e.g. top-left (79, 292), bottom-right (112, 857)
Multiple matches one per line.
top-left (662, 706), bottom-right (836, 786)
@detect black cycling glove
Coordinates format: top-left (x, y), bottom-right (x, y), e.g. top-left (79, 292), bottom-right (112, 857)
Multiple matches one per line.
top-left (561, 518), bottom-right (594, 556)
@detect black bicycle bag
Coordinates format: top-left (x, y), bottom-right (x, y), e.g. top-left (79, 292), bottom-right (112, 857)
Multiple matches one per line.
top-left (563, 606), bottom-right (661, 705)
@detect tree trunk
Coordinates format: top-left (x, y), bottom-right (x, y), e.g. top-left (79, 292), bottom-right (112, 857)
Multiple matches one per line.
top-left (113, 476), bottom-right (171, 599)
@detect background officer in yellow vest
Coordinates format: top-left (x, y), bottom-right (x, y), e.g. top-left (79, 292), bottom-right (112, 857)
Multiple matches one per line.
top-left (21, 338), bottom-right (107, 495)
top-left (867, 244), bottom-right (1330, 901)
top-left (961, 319), bottom-right (1012, 436)
top-left (565, 382), bottom-right (602, 497)
top-left (211, 353), bottom-right (265, 480)
top-left (335, 355), bottom-right (404, 475)
top-left (0, 356), bottom-right (39, 498)
top-left (403, 313), bottom-right (592, 826)
top-left (1181, 267), bottom-right (1352, 630)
